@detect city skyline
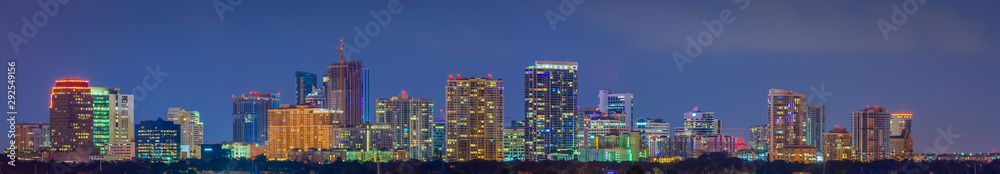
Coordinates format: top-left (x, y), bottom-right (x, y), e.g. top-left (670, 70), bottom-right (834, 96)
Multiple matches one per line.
top-left (5, 0), bottom-right (1000, 155)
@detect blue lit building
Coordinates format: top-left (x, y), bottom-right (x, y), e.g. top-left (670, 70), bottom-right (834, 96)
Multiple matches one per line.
top-left (135, 118), bottom-right (181, 163)
top-left (363, 67), bottom-right (371, 123)
top-left (295, 71), bottom-right (317, 105)
top-left (232, 92), bottom-right (280, 143)
top-left (432, 117), bottom-right (446, 160)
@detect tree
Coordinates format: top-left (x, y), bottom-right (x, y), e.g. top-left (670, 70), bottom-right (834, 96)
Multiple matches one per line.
top-left (626, 163), bottom-right (645, 174)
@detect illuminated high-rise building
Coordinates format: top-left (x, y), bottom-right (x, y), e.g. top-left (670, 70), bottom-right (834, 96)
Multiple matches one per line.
top-left (523, 61), bottom-right (578, 161)
top-left (852, 106), bottom-right (891, 162)
top-left (674, 106), bottom-right (720, 136)
top-left (135, 118), bottom-right (181, 163)
top-left (88, 87), bottom-right (115, 155)
top-left (890, 111), bottom-right (913, 160)
top-left (575, 107), bottom-right (599, 149)
top-left (266, 105), bottom-right (339, 161)
top-left (325, 59), bottom-right (365, 126)
top-left (446, 75), bottom-right (503, 162)
top-left (634, 118), bottom-right (670, 156)
top-left (14, 123), bottom-right (50, 152)
top-left (375, 91), bottom-right (434, 161)
top-left (503, 125), bottom-right (526, 161)
top-left (806, 103), bottom-right (825, 154)
top-left (107, 92), bottom-right (134, 145)
top-left (363, 67), bottom-right (371, 123)
top-left (432, 117), bottom-right (447, 160)
top-left (49, 78), bottom-right (132, 156)
top-left (598, 89), bottom-right (633, 129)
top-left (336, 123), bottom-right (394, 150)
top-left (585, 116), bottom-right (627, 139)
top-left (295, 71), bottom-right (317, 105)
top-left (823, 126), bottom-right (854, 161)
top-left (168, 108), bottom-right (204, 159)
top-left (50, 78), bottom-right (94, 154)
top-left (232, 92), bottom-right (280, 143)
top-left (749, 124), bottom-right (768, 152)
top-left (91, 87), bottom-right (133, 154)
top-left (767, 88), bottom-right (811, 162)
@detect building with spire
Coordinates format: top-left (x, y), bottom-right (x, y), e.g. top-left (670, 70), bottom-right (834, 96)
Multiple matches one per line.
top-left (327, 40), bottom-right (366, 126)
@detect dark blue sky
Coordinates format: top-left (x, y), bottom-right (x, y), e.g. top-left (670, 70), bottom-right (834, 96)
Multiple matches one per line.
top-left (3, 0), bottom-right (998, 153)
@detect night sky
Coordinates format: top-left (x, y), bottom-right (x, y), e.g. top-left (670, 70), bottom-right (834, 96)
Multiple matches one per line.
top-left (3, 0), bottom-right (998, 153)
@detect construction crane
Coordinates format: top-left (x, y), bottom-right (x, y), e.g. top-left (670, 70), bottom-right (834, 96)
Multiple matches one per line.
top-left (335, 39), bottom-right (345, 63)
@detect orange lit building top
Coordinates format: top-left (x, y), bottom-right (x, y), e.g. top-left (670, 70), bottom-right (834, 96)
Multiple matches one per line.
top-left (891, 112), bottom-right (913, 118)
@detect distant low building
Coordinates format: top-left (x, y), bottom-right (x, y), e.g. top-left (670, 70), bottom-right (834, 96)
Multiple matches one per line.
top-left (783, 145), bottom-right (818, 163)
top-left (135, 118), bottom-right (181, 163)
top-left (579, 132), bottom-right (646, 162)
top-left (503, 126), bottom-right (526, 161)
top-left (665, 134), bottom-right (745, 159)
top-left (200, 142), bottom-right (267, 161)
top-left (824, 126), bottom-right (855, 161)
top-left (918, 153), bottom-right (1000, 163)
top-left (14, 123), bottom-right (50, 152)
top-left (102, 142), bottom-right (135, 161)
top-left (288, 148), bottom-right (409, 163)
top-left (634, 118), bottom-right (670, 157)
top-left (335, 123), bottom-right (395, 151)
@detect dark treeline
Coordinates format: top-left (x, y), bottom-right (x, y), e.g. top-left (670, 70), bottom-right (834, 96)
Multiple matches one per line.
top-left (2, 153), bottom-right (998, 174)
